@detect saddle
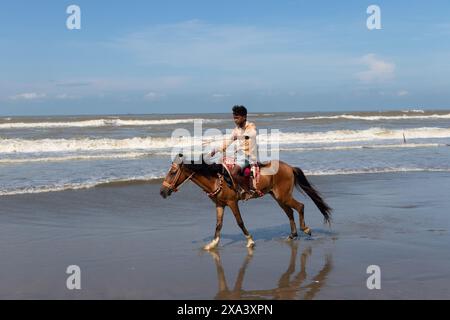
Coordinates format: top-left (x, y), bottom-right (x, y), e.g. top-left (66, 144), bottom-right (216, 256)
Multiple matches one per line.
top-left (220, 157), bottom-right (265, 200)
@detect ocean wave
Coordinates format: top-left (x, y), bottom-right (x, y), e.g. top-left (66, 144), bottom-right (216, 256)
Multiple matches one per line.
top-left (402, 109), bottom-right (425, 113)
top-left (0, 152), bottom-right (174, 164)
top-left (306, 168), bottom-right (450, 176)
top-left (3, 143), bottom-right (444, 164)
top-left (287, 113), bottom-right (450, 121)
top-left (0, 136), bottom-right (202, 154)
top-left (1, 127), bottom-right (450, 154)
top-left (273, 127), bottom-right (450, 144)
top-left (0, 118), bottom-right (222, 129)
top-left (278, 143), bottom-right (448, 152)
top-left (2, 167), bottom-right (450, 196)
top-left (0, 174), bottom-right (165, 196)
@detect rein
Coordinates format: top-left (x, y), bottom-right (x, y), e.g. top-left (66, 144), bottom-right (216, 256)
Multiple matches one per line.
top-left (162, 163), bottom-right (223, 198)
top-left (162, 163), bottom-right (195, 193)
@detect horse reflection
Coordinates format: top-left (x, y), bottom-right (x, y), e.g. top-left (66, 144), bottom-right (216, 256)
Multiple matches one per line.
top-left (208, 242), bottom-right (332, 300)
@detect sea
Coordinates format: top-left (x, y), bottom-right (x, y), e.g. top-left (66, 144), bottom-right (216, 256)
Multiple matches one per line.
top-left (1, 109), bottom-right (450, 196)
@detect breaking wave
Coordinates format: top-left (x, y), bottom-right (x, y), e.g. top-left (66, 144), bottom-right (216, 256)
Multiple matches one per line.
top-left (1, 127), bottom-right (450, 154)
top-left (0, 118), bottom-right (222, 129)
top-left (287, 113), bottom-right (450, 121)
top-left (2, 167), bottom-right (450, 196)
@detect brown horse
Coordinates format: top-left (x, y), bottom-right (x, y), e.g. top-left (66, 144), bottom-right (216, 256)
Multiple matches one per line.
top-left (160, 155), bottom-right (332, 250)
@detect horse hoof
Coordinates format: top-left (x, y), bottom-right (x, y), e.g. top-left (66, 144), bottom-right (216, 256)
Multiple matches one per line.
top-left (245, 235), bottom-right (255, 248)
top-left (203, 238), bottom-right (220, 250)
top-left (287, 234), bottom-right (298, 240)
top-left (303, 227), bottom-right (312, 236)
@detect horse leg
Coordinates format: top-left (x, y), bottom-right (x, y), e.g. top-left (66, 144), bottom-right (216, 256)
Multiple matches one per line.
top-left (271, 194), bottom-right (298, 239)
top-left (204, 205), bottom-right (225, 250)
top-left (228, 201), bottom-right (255, 248)
top-left (287, 197), bottom-right (311, 236)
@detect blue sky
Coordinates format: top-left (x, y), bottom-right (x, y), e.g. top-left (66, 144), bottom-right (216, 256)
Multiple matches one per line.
top-left (1, 0), bottom-right (450, 115)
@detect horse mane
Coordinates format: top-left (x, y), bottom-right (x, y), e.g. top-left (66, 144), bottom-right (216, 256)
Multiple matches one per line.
top-left (183, 158), bottom-right (223, 177)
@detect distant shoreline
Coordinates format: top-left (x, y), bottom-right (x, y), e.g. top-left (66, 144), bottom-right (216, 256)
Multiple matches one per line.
top-left (2, 108), bottom-right (450, 118)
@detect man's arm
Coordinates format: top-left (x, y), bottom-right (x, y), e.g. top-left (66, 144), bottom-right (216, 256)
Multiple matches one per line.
top-left (245, 123), bottom-right (257, 139)
top-left (210, 128), bottom-right (237, 156)
top-left (219, 129), bottom-right (237, 152)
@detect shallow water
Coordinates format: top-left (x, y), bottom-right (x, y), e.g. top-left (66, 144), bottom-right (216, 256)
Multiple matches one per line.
top-left (0, 171), bottom-right (449, 299)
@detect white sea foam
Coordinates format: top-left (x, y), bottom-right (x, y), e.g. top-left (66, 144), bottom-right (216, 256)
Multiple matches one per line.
top-left (1, 167), bottom-right (449, 196)
top-left (272, 127), bottom-right (450, 144)
top-left (0, 136), bottom-right (201, 154)
top-left (0, 174), bottom-right (165, 196)
top-left (305, 168), bottom-right (450, 176)
top-left (287, 113), bottom-right (450, 121)
top-left (402, 109), bottom-right (425, 113)
top-left (4, 143), bottom-right (442, 164)
top-left (0, 118), bottom-right (222, 129)
top-left (1, 127), bottom-right (449, 154)
top-left (0, 152), bottom-right (174, 164)
top-left (278, 143), bottom-right (447, 152)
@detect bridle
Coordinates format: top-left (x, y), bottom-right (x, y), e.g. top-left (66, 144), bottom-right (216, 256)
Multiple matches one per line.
top-left (162, 162), bottom-right (195, 193)
top-left (162, 160), bottom-right (224, 198)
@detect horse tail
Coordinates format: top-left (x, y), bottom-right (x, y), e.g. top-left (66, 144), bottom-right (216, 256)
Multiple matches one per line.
top-left (293, 167), bottom-right (332, 223)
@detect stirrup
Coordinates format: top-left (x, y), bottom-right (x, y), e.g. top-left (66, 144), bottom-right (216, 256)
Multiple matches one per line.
top-left (240, 189), bottom-right (253, 201)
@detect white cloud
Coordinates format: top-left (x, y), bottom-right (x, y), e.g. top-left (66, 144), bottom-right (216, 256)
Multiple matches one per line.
top-left (10, 92), bottom-right (47, 100)
top-left (111, 20), bottom-right (295, 69)
top-left (144, 91), bottom-right (165, 101)
top-left (397, 90), bottom-right (409, 96)
top-left (356, 54), bottom-right (395, 83)
top-left (106, 20), bottom-right (350, 92)
top-left (55, 93), bottom-right (79, 100)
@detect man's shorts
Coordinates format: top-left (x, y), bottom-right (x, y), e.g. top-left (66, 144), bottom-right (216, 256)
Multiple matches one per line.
top-left (235, 149), bottom-right (251, 169)
top-left (235, 158), bottom-right (250, 169)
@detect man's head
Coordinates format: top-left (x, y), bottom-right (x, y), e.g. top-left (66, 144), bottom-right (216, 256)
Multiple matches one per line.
top-left (232, 105), bottom-right (247, 126)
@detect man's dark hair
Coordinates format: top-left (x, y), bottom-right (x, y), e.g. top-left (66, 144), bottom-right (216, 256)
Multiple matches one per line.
top-left (232, 105), bottom-right (247, 116)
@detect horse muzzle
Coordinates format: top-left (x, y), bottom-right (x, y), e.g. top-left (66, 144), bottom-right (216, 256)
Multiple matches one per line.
top-left (160, 187), bottom-right (173, 199)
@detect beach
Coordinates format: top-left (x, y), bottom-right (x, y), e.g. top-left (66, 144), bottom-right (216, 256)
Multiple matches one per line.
top-left (1, 171), bottom-right (449, 299)
top-left (4, 0), bottom-right (450, 302)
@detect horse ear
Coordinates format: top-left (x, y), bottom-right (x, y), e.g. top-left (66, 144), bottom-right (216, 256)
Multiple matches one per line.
top-left (174, 153), bottom-right (183, 164)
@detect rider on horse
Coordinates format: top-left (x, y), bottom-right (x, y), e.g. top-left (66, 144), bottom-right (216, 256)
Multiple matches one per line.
top-left (210, 105), bottom-right (257, 199)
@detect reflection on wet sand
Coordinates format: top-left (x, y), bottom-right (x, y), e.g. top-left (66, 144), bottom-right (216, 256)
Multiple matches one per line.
top-left (208, 242), bottom-right (333, 300)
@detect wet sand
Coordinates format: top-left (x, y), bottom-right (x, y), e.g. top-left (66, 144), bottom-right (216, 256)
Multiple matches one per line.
top-left (0, 172), bottom-right (449, 299)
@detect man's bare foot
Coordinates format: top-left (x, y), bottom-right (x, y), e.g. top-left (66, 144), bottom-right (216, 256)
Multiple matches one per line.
top-left (240, 189), bottom-right (254, 201)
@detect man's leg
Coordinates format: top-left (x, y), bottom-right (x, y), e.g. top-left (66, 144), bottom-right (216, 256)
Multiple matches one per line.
top-left (231, 164), bottom-right (247, 198)
top-left (231, 164), bottom-right (242, 188)
top-left (233, 163), bottom-right (254, 200)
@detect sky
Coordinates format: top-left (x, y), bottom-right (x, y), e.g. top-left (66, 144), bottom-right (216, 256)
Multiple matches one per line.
top-left (1, 0), bottom-right (450, 115)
